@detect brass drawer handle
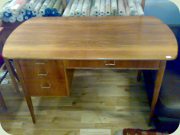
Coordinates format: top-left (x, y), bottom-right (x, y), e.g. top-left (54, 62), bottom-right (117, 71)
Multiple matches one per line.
top-left (104, 61), bottom-right (116, 66)
top-left (35, 62), bottom-right (46, 65)
top-left (41, 84), bottom-right (51, 89)
top-left (37, 72), bottom-right (48, 77)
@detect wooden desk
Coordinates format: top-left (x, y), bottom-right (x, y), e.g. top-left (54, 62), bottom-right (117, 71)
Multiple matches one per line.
top-left (3, 16), bottom-right (178, 123)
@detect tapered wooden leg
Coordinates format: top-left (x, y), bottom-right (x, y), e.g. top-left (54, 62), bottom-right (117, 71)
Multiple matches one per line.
top-left (14, 60), bottom-right (36, 123)
top-left (4, 59), bottom-right (19, 93)
top-left (137, 70), bottom-right (142, 82)
top-left (0, 89), bottom-right (7, 111)
top-left (25, 96), bottom-right (36, 123)
top-left (65, 69), bottom-right (74, 95)
top-left (150, 61), bottom-right (166, 120)
top-left (10, 60), bottom-right (20, 82)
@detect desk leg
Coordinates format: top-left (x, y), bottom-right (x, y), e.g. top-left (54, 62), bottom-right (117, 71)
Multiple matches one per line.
top-left (25, 96), bottom-right (36, 123)
top-left (14, 61), bottom-right (36, 123)
top-left (4, 59), bottom-right (19, 93)
top-left (150, 61), bottom-right (166, 120)
top-left (137, 71), bottom-right (142, 82)
top-left (0, 89), bottom-right (7, 110)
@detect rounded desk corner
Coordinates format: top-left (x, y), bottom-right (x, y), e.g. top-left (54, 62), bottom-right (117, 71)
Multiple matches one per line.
top-left (2, 51), bottom-right (10, 60)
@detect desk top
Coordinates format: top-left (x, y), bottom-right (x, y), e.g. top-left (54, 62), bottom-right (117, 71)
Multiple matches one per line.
top-left (3, 16), bottom-right (178, 60)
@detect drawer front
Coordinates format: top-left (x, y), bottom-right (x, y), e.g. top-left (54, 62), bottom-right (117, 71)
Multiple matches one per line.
top-left (23, 79), bottom-right (67, 96)
top-left (18, 60), bottom-right (68, 96)
top-left (19, 60), bottom-right (65, 80)
top-left (64, 60), bottom-right (160, 69)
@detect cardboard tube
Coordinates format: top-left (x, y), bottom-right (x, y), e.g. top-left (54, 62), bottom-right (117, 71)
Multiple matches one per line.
top-left (9, 16), bottom-right (16, 23)
top-left (17, 13), bottom-right (24, 22)
top-left (45, 0), bottom-right (56, 15)
top-left (63, 0), bottom-right (73, 16)
top-left (39, 0), bottom-right (51, 15)
top-left (82, 0), bottom-right (91, 16)
top-left (33, 0), bottom-right (45, 16)
top-left (105, 0), bottom-right (111, 16)
top-left (111, 0), bottom-right (118, 15)
top-left (127, 0), bottom-right (137, 15)
top-left (93, 0), bottom-right (100, 16)
top-left (26, 0), bottom-right (37, 10)
top-left (135, 0), bottom-right (144, 15)
top-left (118, 0), bottom-right (126, 16)
top-left (52, 0), bottom-right (62, 15)
top-left (58, 4), bottom-right (63, 15)
top-left (124, 0), bottom-right (130, 16)
top-left (69, 0), bottom-right (78, 16)
top-left (100, 0), bottom-right (105, 16)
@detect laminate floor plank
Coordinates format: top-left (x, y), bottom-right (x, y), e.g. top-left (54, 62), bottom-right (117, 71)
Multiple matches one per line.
top-left (0, 70), bottom-right (153, 135)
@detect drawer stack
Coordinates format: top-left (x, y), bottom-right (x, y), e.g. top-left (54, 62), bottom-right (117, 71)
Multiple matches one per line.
top-left (18, 60), bottom-right (69, 96)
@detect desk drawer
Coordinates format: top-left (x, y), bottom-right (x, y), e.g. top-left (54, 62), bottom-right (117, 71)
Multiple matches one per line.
top-left (24, 79), bottom-right (68, 96)
top-left (64, 60), bottom-right (160, 69)
top-left (19, 60), bottom-right (65, 80)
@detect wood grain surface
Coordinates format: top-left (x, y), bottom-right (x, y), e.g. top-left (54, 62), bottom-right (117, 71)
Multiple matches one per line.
top-left (3, 16), bottom-right (178, 60)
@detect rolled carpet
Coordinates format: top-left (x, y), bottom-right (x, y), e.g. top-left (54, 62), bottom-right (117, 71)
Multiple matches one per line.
top-left (115, 128), bottom-right (168, 135)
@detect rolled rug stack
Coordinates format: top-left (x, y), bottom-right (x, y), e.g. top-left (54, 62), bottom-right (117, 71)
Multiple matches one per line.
top-left (82, 0), bottom-right (91, 16)
top-left (111, 0), bottom-right (118, 15)
top-left (105, 0), bottom-right (111, 16)
top-left (75, 0), bottom-right (84, 16)
top-left (2, 0), bottom-right (29, 23)
top-left (69, 0), bottom-right (78, 16)
top-left (45, 0), bottom-right (56, 16)
top-left (63, 0), bottom-right (73, 16)
top-left (92, 0), bottom-right (101, 16)
top-left (100, 0), bottom-right (106, 16)
top-left (32, 0), bottom-right (44, 16)
top-left (63, 0), bottom-right (144, 17)
top-left (118, 0), bottom-right (126, 16)
top-left (0, 0), bottom-right (12, 19)
top-left (39, 0), bottom-right (64, 16)
top-left (127, 0), bottom-right (138, 15)
top-left (51, 0), bottom-right (63, 16)
top-left (1, 0), bottom-right (65, 23)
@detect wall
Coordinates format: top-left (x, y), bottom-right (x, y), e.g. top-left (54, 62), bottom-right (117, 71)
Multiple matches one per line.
top-left (144, 0), bottom-right (180, 25)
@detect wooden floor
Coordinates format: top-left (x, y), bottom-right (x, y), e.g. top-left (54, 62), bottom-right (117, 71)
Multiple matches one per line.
top-left (0, 69), bottom-right (153, 135)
